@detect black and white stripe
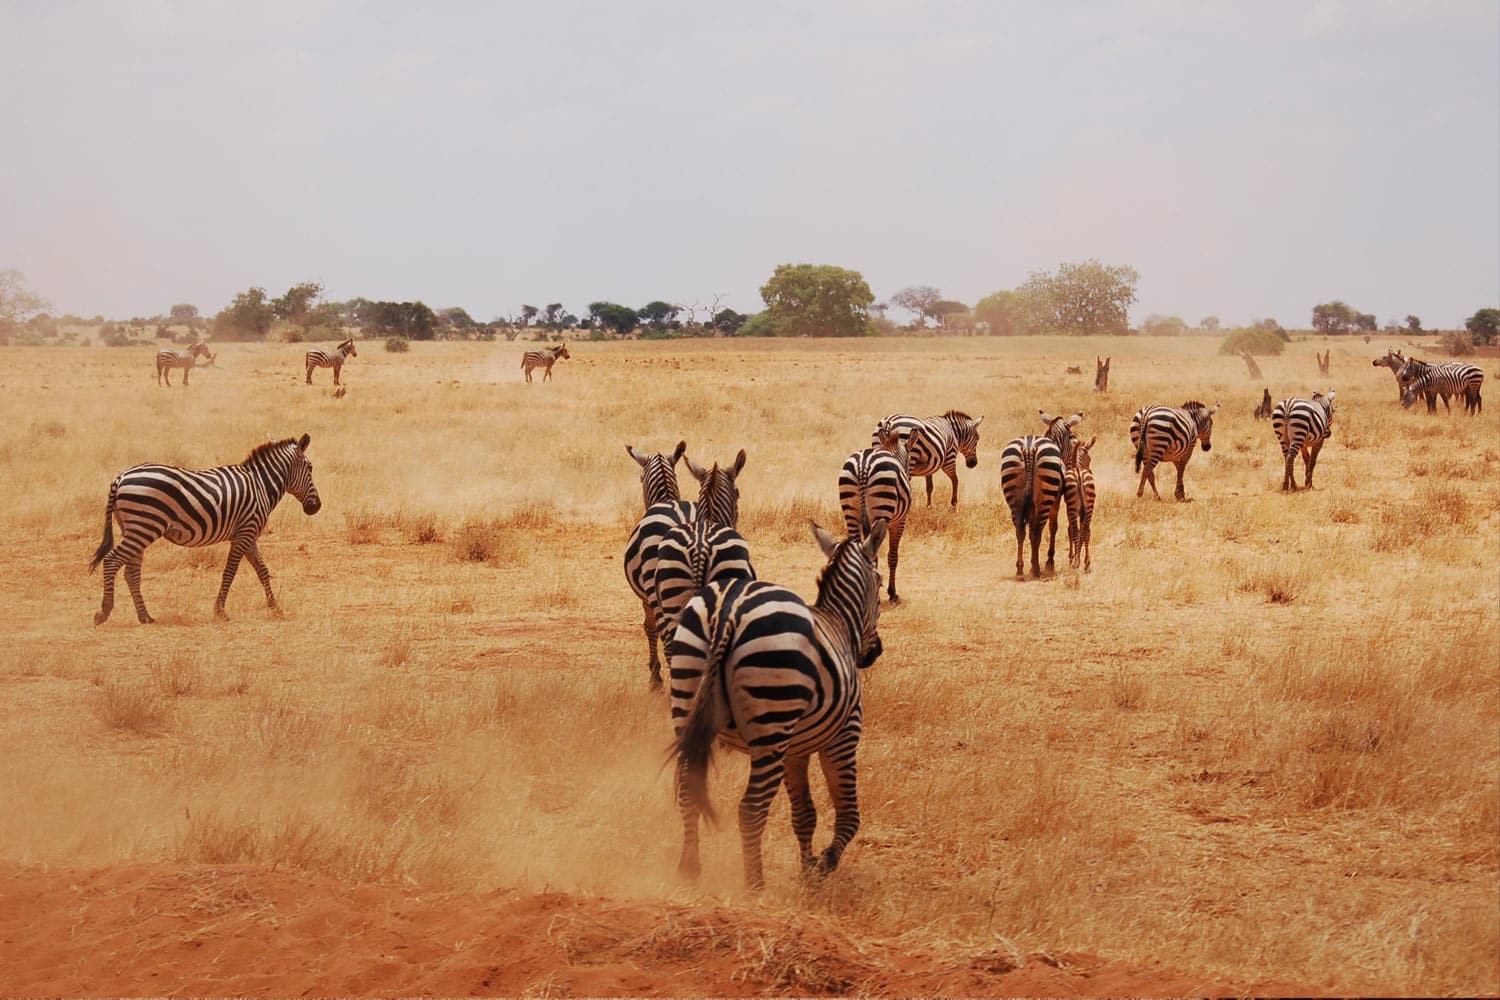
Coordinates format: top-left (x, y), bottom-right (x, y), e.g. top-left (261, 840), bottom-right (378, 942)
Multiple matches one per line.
top-left (626, 441), bottom-right (686, 508)
top-left (522, 344), bottom-right (571, 382)
top-left (872, 410), bottom-right (983, 507)
top-left (1401, 360), bottom-right (1483, 416)
top-left (669, 520), bottom-right (886, 890)
top-left (839, 431), bottom-right (910, 602)
top-left (1271, 390), bottom-right (1336, 491)
top-left (623, 449), bottom-right (746, 688)
top-left (1063, 436), bottom-right (1097, 572)
top-left (652, 521), bottom-right (756, 648)
top-left (305, 339), bottom-right (357, 385)
top-left (1129, 400), bottom-right (1219, 501)
top-left (156, 343), bottom-right (213, 386)
top-left (89, 434), bottom-right (322, 624)
top-left (999, 434), bottom-right (1068, 579)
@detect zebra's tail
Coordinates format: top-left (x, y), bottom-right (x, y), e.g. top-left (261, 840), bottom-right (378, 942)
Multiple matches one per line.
top-left (89, 478), bottom-right (118, 573)
top-left (672, 628), bottom-right (732, 828)
top-left (1133, 424), bottom-right (1146, 474)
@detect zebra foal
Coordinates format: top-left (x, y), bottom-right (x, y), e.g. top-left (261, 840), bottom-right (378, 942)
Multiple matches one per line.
top-left (156, 343), bottom-right (214, 386)
top-left (670, 519), bottom-right (886, 890)
top-left (839, 428), bottom-right (910, 602)
top-left (1129, 400), bottom-right (1219, 501)
top-left (1271, 390), bottom-right (1336, 491)
top-left (305, 339), bottom-right (357, 385)
top-left (1064, 435), bottom-right (1097, 572)
top-left (522, 344), bottom-right (571, 382)
top-left (90, 434), bottom-right (321, 624)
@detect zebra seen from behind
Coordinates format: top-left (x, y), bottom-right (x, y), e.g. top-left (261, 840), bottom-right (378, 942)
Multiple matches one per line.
top-left (1401, 360), bottom-right (1483, 416)
top-left (872, 409), bottom-right (983, 507)
top-left (839, 426), bottom-right (911, 602)
top-left (1129, 400), bottom-right (1220, 501)
top-left (306, 339), bottom-right (357, 385)
top-left (156, 343), bottom-right (215, 386)
top-left (626, 441), bottom-right (686, 508)
top-left (670, 519), bottom-right (887, 890)
top-left (522, 344), bottom-right (571, 382)
top-left (90, 434), bottom-right (322, 624)
top-left (1064, 435), bottom-right (1097, 572)
top-left (999, 430), bottom-right (1068, 580)
top-left (1271, 390), bottom-right (1336, 491)
top-left (623, 448), bottom-right (746, 688)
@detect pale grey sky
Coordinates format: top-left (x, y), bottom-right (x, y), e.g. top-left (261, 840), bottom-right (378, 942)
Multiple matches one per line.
top-left (2, 0), bottom-right (1497, 328)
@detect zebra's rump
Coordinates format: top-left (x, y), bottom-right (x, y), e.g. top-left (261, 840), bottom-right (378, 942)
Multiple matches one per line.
top-left (1271, 398), bottom-right (1332, 452)
top-left (839, 447), bottom-right (910, 537)
top-left (999, 436), bottom-right (1066, 517)
top-left (653, 521), bottom-right (755, 630)
top-left (110, 464), bottom-right (255, 548)
top-left (624, 500), bottom-right (698, 601)
top-left (1130, 406), bottom-right (1200, 464)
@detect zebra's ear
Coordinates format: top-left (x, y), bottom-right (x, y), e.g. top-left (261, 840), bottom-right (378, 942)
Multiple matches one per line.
top-left (973, 415), bottom-right (984, 428)
top-left (1210, 403), bottom-right (1221, 414)
top-left (810, 520), bottom-right (838, 558)
top-left (684, 455), bottom-right (707, 481)
top-left (626, 444), bottom-right (649, 467)
top-left (731, 449), bottom-right (747, 477)
top-left (1038, 410), bottom-right (1054, 425)
top-left (671, 441), bottom-right (686, 465)
top-left (1067, 411), bottom-right (1084, 427)
top-left (298, 433), bottom-right (311, 451)
top-left (862, 518), bottom-right (888, 560)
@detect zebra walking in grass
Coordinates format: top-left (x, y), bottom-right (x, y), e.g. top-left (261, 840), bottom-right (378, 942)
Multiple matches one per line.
top-left (624, 449), bottom-right (746, 688)
top-left (839, 428), bottom-right (910, 602)
top-left (998, 417), bottom-right (1073, 580)
top-left (305, 339), bottom-right (357, 385)
top-left (1129, 400), bottom-right (1220, 501)
top-left (872, 410), bottom-right (983, 507)
top-left (1401, 360), bottom-right (1483, 415)
top-left (1064, 436), bottom-right (1097, 572)
top-left (156, 343), bottom-right (214, 386)
top-left (522, 344), bottom-right (571, 382)
top-left (1272, 391), bottom-right (1336, 491)
top-left (90, 434), bottom-right (321, 625)
top-left (626, 441), bottom-right (686, 508)
top-left (670, 520), bottom-right (886, 890)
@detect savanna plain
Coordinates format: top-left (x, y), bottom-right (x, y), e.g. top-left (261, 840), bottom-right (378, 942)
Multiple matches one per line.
top-left (0, 336), bottom-right (1496, 996)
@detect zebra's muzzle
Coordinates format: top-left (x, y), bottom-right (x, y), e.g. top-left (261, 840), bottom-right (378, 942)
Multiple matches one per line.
top-left (965, 457), bottom-right (978, 469)
top-left (303, 498), bottom-right (322, 515)
top-left (1200, 442), bottom-right (1212, 452)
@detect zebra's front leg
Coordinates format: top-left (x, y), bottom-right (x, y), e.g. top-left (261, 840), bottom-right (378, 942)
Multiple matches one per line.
top-left (944, 461), bottom-right (959, 507)
top-left (783, 754), bottom-right (818, 871)
top-left (642, 599), bottom-right (664, 689)
top-left (923, 474), bottom-right (934, 507)
top-left (305, 367), bottom-right (314, 385)
top-left (214, 537), bottom-right (252, 621)
top-left (1174, 461), bottom-right (1191, 501)
top-left (739, 748), bottom-right (786, 891)
top-left (124, 558), bottom-right (154, 624)
top-left (182, 368), bottom-right (190, 386)
top-left (332, 364), bottom-right (342, 386)
top-left (814, 734), bottom-right (861, 876)
top-left (245, 543), bottom-right (281, 617)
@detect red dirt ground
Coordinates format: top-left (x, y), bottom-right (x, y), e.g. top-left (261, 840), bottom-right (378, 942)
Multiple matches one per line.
top-left (0, 863), bottom-right (1322, 996)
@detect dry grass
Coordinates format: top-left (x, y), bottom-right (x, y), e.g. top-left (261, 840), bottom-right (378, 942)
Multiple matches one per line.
top-left (0, 336), bottom-right (1495, 995)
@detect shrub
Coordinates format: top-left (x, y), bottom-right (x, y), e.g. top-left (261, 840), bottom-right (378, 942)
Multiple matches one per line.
top-left (385, 337), bottom-right (410, 353)
top-left (1218, 327), bottom-right (1287, 356)
top-left (276, 326), bottom-right (304, 343)
top-left (1440, 331), bottom-right (1475, 357)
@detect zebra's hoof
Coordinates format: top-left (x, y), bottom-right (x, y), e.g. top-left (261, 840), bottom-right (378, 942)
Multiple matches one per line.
top-left (94, 611), bottom-right (108, 626)
top-left (214, 609), bottom-right (229, 622)
top-left (138, 614), bottom-right (155, 625)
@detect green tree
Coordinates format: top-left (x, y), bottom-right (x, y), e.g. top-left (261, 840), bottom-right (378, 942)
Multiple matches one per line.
top-left (519, 305), bottom-right (538, 328)
top-left (931, 300), bottom-right (971, 332)
top-left (588, 301), bottom-right (638, 336)
top-left (271, 282), bottom-right (323, 330)
top-left (0, 269), bottom-right (51, 344)
top-left (440, 306), bottom-right (476, 338)
top-left (973, 288), bottom-right (1049, 336)
top-left (363, 301), bottom-right (436, 340)
top-left (1404, 314), bottom-right (1423, 334)
top-left (637, 300), bottom-right (681, 330)
top-left (759, 264), bottom-right (875, 338)
top-left (712, 308), bottom-right (748, 334)
top-left (1311, 300), bottom-right (1359, 335)
top-left (1466, 307), bottom-right (1500, 346)
top-left (1019, 260), bottom-right (1139, 336)
top-left (213, 287), bottom-right (276, 340)
top-left (888, 285), bottom-right (942, 327)
top-left (169, 303), bottom-right (199, 324)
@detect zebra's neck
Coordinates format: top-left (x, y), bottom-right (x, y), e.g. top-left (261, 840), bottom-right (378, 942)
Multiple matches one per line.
top-left (243, 448), bottom-right (291, 503)
top-left (813, 547), bottom-right (869, 663)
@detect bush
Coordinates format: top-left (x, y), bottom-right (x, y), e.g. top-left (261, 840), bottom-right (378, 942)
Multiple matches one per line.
top-left (385, 337), bottom-right (410, 353)
top-left (1440, 331), bottom-right (1475, 357)
top-left (1218, 327), bottom-right (1287, 356)
top-left (276, 326), bottom-right (304, 344)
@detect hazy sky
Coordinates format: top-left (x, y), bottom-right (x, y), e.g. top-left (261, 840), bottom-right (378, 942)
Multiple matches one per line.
top-left (3, 1), bottom-right (1497, 327)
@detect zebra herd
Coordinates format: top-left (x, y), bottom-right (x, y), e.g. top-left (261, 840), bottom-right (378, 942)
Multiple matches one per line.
top-left (1372, 347), bottom-right (1484, 415)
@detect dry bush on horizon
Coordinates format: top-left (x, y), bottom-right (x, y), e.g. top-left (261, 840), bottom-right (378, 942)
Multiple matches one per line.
top-left (0, 336), bottom-right (1495, 994)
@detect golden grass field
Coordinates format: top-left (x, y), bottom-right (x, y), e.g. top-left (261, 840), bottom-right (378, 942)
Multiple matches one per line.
top-left (0, 335), bottom-right (1496, 995)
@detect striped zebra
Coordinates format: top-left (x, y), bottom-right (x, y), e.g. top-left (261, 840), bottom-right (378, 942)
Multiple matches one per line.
top-left (155, 343), bottom-right (214, 386)
top-left (669, 519), bottom-right (887, 890)
top-left (305, 339), bottom-right (357, 385)
top-left (1129, 400), bottom-right (1220, 501)
top-left (623, 449), bottom-right (746, 688)
top-left (999, 431), bottom-right (1068, 580)
top-left (1271, 390), bottom-right (1336, 491)
top-left (872, 410), bottom-right (983, 507)
top-left (522, 344), bottom-right (571, 382)
top-left (1373, 349), bottom-right (1441, 410)
top-left (626, 441), bottom-right (686, 508)
top-left (1401, 360), bottom-right (1483, 415)
top-left (839, 428), bottom-right (910, 602)
top-left (1063, 436), bottom-right (1097, 572)
top-left (89, 434), bottom-right (321, 625)
top-left (652, 521), bottom-right (756, 653)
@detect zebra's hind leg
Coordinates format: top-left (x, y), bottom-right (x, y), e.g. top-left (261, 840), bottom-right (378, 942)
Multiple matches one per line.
top-left (245, 543), bottom-right (281, 616)
top-left (885, 522), bottom-right (903, 603)
top-left (1012, 514), bottom-right (1026, 579)
top-left (124, 559), bottom-right (154, 624)
top-left (1282, 449), bottom-right (1298, 491)
top-left (923, 474), bottom-right (934, 507)
top-left (813, 734), bottom-right (861, 875)
top-left (1027, 517), bottom-right (1044, 579)
top-left (95, 552), bottom-right (121, 625)
top-left (1304, 441), bottom-right (1324, 489)
top-left (783, 754), bottom-right (818, 871)
top-left (642, 600), bottom-right (664, 689)
top-left (738, 748), bottom-right (786, 891)
top-left (1081, 514), bottom-right (1092, 573)
top-left (675, 755), bottom-right (705, 880)
top-left (1044, 507), bottom-right (1059, 576)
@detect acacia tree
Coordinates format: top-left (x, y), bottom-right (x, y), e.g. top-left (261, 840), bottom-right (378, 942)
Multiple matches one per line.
top-left (588, 301), bottom-right (638, 336)
top-left (637, 300), bottom-right (681, 330)
top-left (0, 269), bottom-right (51, 343)
top-left (213, 287), bottom-right (276, 340)
top-left (1466, 308), bottom-right (1500, 346)
top-left (1026, 260), bottom-right (1139, 336)
top-left (759, 264), bottom-right (874, 338)
top-left (273, 282), bottom-right (323, 330)
top-left (1311, 300), bottom-right (1366, 335)
top-left (888, 285), bottom-right (942, 327)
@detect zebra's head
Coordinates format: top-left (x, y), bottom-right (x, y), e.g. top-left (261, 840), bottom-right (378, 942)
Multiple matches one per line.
top-left (685, 449), bottom-right (746, 527)
top-left (1071, 435), bottom-right (1096, 471)
top-left (1373, 348), bottom-right (1405, 371)
top-left (626, 440), bottom-right (685, 508)
top-left (555, 344), bottom-right (571, 360)
top-left (945, 411), bottom-right (983, 468)
top-left (340, 339), bottom-right (357, 357)
top-left (811, 519), bottom-right (887, 670)
top-left (1039, 410), bottom-right (1083, 458)
top-left (189, 342), bottom-right (212, 360)
top-left (285, 433), bottom-right (321, 515)
top-left (1400, 378), bottom-right (1424, 409)
top-left (1183, 401), bottom-right (1219, 451)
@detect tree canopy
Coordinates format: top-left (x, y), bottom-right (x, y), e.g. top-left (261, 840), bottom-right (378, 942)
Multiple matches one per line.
top-left (0, 269), bottom-right (51, 344)
top-left (1466, 308), bottom-right (1499, 346)
top-left (759, 264), bottom-right (875, 338)
top-left (213, 287), bottom-right (276, 341)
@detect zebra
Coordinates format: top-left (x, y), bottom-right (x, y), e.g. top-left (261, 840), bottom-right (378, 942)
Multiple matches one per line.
top-left (669, 519), bottom-right (887, 890)
top-left (626, 441), bottom-right (686, 508)
top-left (1253, 388), bottom-right (1273, 420)
top-left (871, 410), bottom-right (983, 507)
top-left (1063, 435), bottom-right (1097, 572)
top-left (89, 434), bottom-right (321, 624)
top-left (1401, 360), bottom-right (1483, 415)
top-left (1271, 390), bottom-right (1336, 491)
top-left (999, 432), bottom-right (1068, 579)
top-left (1129, 400), bottom-right (1220, 501)
top-left (305, 339), bottom-right (357, 385)
top-left (623, 449), bottom-right (746, 688)
top-left (1373, 349), bottom-right (1440, 410)
top-left (522, 344), bottom-right (571, 382)
top-left (155, 343), bottom-right (214, 386)
top-left (838, 427), bottom-right (910, 602)
top-left (652, 521), bottom-right (756, 656)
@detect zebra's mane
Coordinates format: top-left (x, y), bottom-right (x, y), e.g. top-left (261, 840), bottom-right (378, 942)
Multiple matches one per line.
top-left (244, 438), bottom-right (298, 465)
top-left (943, 409), bottom-right (973, 422)
top-left (1181, 400), bottom-right (1208, 411)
